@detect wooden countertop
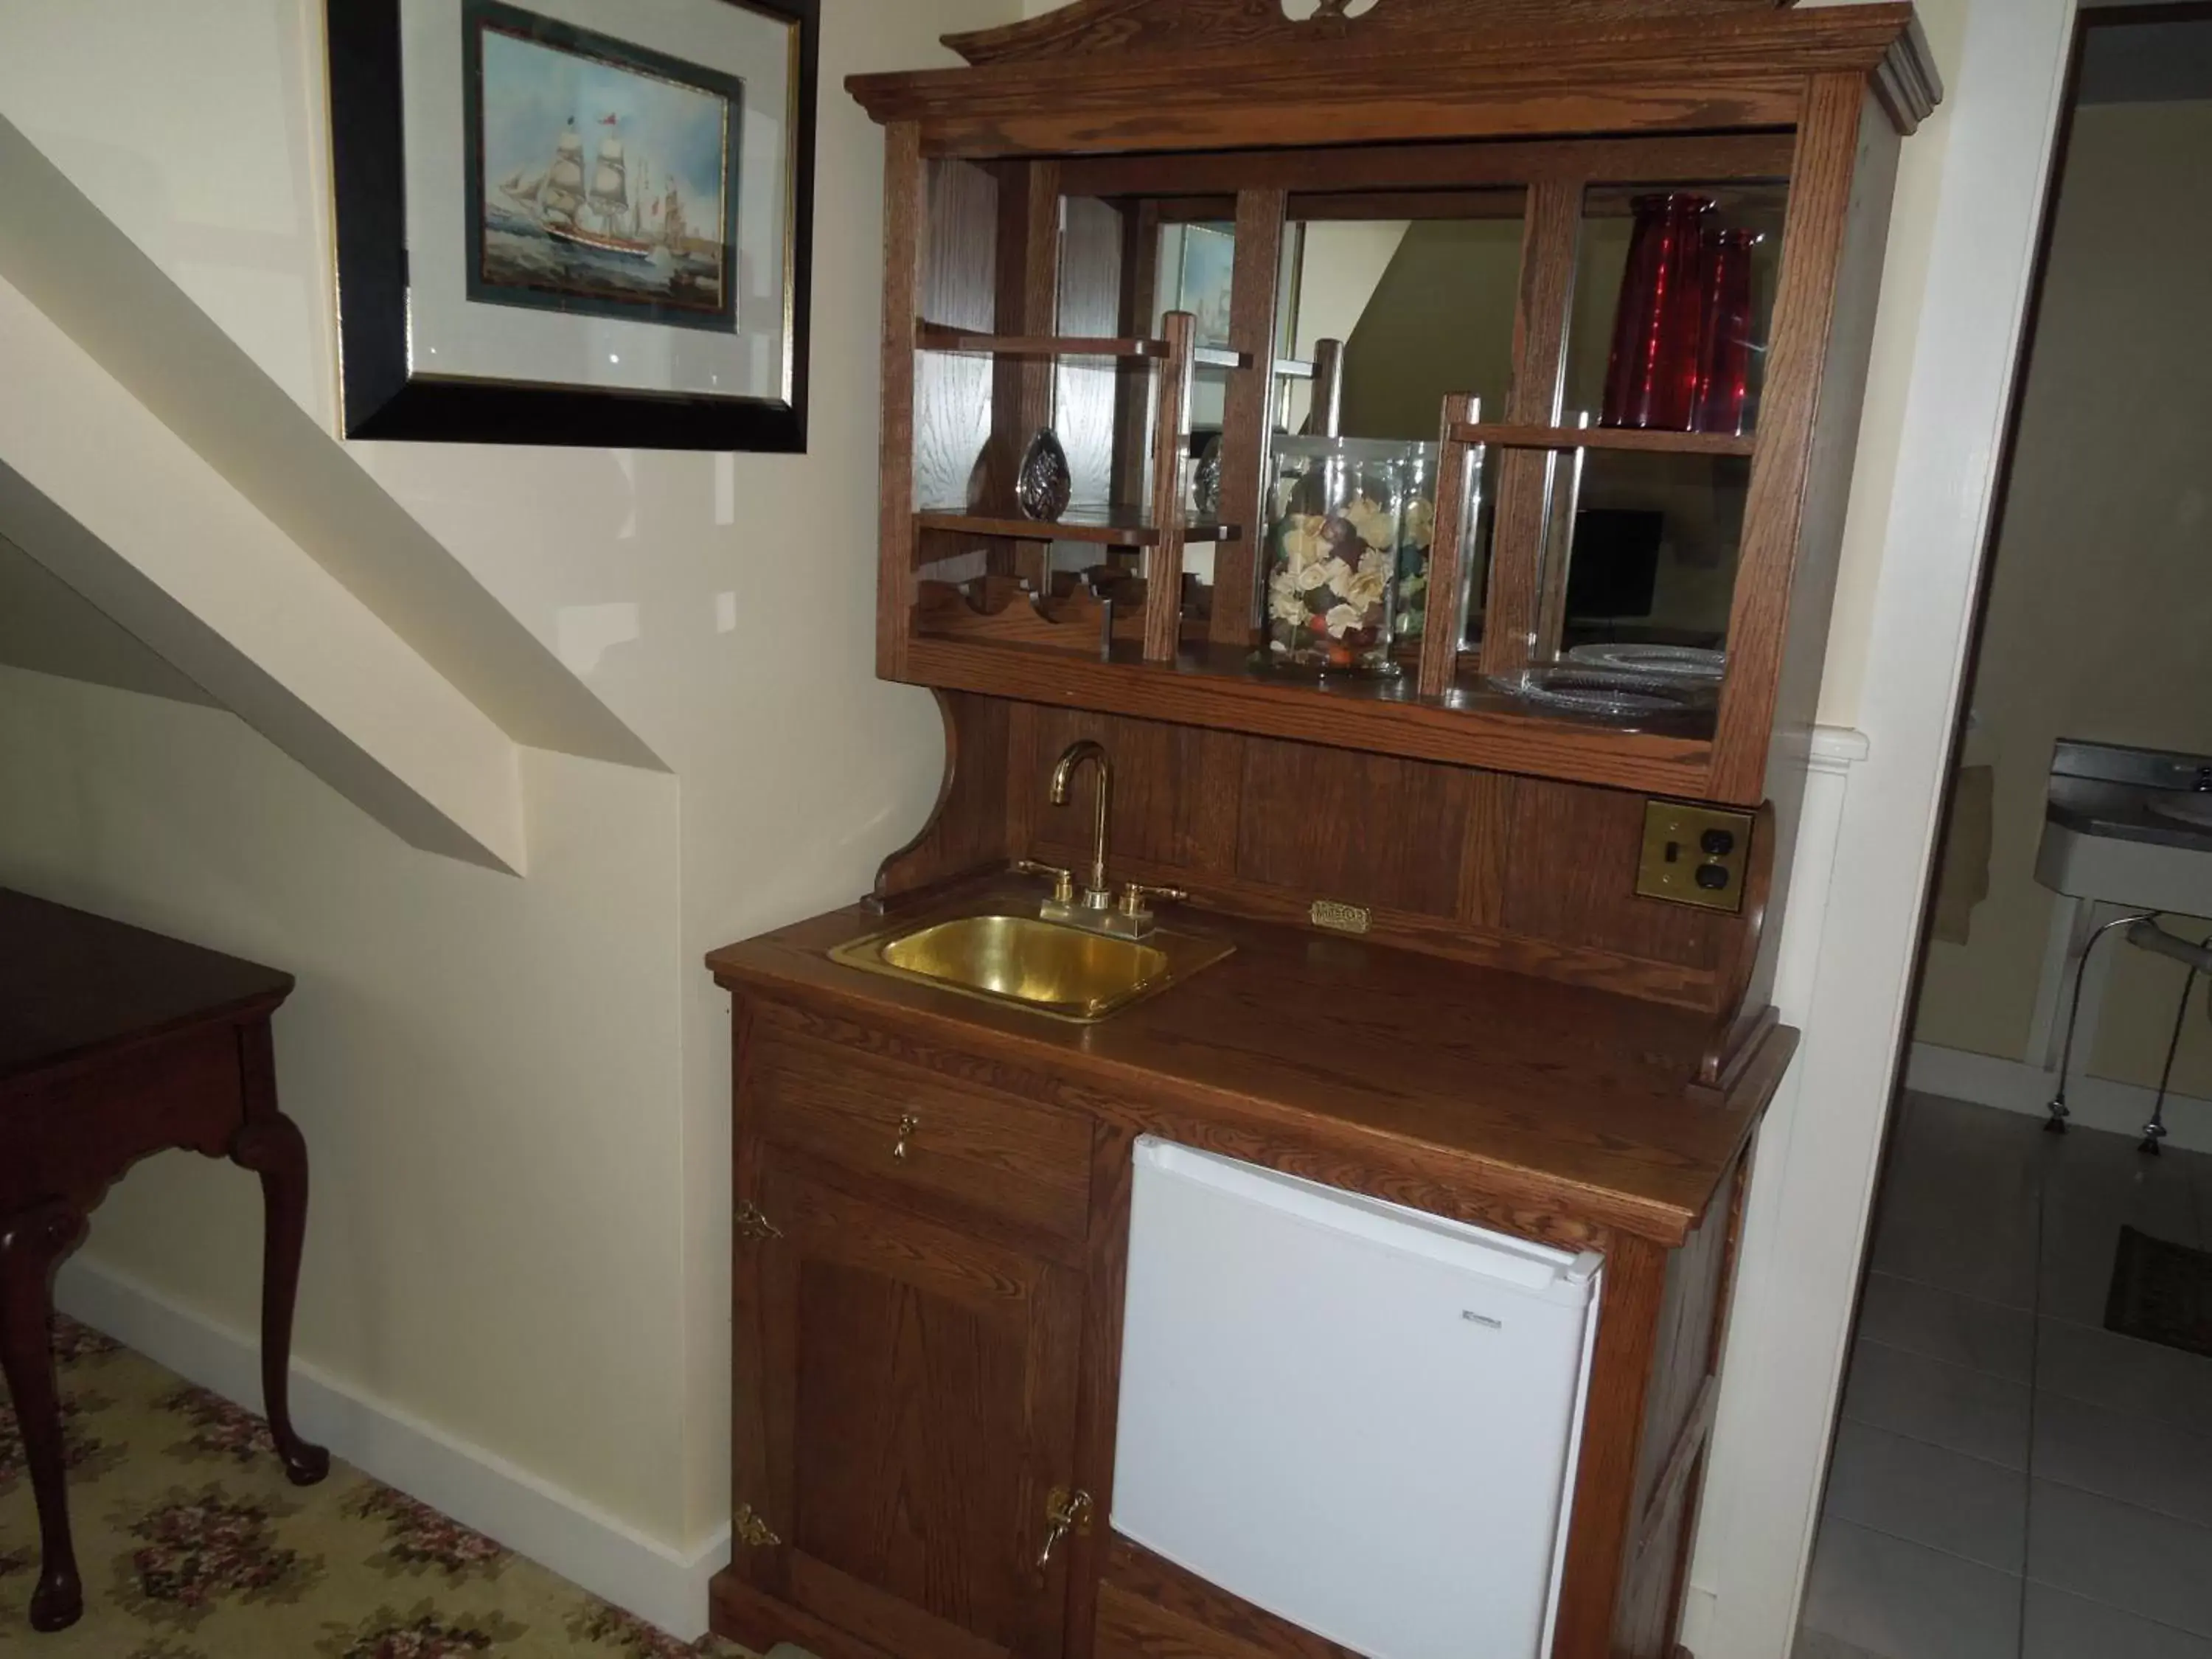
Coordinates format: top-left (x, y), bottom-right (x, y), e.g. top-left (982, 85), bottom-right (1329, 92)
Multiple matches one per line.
top-left (708, 882), bottom-right (1795, 1245)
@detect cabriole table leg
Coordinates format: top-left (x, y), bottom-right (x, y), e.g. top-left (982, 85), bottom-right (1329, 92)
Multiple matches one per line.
top-left (230, 1110), bottom-right (331, 1487)
top-left (0, 1198), bottom-right (91, 1632)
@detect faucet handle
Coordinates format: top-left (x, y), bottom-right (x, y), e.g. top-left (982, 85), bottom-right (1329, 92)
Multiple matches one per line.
top-left (1015, 860), bottom-right (1077, 905)
top-left (1118, 882), bottom-right (1188, 919)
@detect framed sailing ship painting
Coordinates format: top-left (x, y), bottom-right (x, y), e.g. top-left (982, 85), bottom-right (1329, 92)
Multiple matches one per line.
top-left (327, 0), bottom-right (818, 451)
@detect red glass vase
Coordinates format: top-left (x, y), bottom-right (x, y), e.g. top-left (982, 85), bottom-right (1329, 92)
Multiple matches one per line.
top-left (1693, 228), bottom-right (1762, 436)
top-left (1601, 193), bottom-right (1714, 431)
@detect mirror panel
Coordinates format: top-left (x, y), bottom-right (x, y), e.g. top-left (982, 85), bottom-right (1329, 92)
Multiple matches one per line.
top-left (1564, 181), bottom-right (1790, 439)
top-left (1298, 201), bottom-right (1525, 444)
top-left (1182, 189), bottom-right (1525, 674)
top-left (1475, 447), bottom-right (1745, 734)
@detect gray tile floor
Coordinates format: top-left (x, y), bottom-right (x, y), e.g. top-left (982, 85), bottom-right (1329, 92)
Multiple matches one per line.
top-left (1795, 1092), bottom-right (2212, 1659)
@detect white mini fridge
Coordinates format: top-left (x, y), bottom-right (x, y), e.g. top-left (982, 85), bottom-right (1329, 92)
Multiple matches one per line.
top-left (1112, 1138), bottom-right (1604, 1659)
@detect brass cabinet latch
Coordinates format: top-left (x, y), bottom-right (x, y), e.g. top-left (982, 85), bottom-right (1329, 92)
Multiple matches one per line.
top-left (734, 1203), bottom-right (782, 1242)
top-left (892, 1111), bottom-right (921, 1161)
top-left (1035, 1486), bottom-right (1093, 1575)
top-left (733, 1503), bottom-right (782, 1548)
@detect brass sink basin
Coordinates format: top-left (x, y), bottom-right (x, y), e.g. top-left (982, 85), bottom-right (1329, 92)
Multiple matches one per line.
top-left (830, 913), bottom-right (1234, 1023)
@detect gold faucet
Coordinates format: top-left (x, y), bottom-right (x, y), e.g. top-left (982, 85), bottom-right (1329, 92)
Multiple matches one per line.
top-left (1015, 740), bottom-right (1186, 939)
top-left (1051, 740), bottom-right (1114, 909)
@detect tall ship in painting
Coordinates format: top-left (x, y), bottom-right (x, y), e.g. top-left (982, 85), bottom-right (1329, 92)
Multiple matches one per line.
top-left (500, 114), bottom-right (691, 263)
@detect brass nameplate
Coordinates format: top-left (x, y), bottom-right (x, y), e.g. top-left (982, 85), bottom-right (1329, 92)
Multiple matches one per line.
top-left (1310, 899), bottom-right (1372, 935)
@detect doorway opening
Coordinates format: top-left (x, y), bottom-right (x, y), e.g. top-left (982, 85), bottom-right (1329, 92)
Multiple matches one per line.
top-left (1795, 6), bottom-right (2212, 1655)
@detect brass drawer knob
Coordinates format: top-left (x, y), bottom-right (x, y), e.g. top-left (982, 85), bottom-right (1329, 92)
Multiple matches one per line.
top-left (1036, 1485), bottom-right (1093, 1575)
top-left (892, 1111), bottom-right (921, 1161)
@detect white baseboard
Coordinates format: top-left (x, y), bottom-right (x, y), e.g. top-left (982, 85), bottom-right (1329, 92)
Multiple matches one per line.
top-left (54, 1255), bottom-right (728, 1641)
top-left (1907, 1041), bottom-right (2212, 1156)
top-left (1679, 1582), bottom-right (1717, 1653)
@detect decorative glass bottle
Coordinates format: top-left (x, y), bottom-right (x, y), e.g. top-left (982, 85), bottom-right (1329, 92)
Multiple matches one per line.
top-left (1692, 228), bottom-right (1763, 436)
top-left (1601, 192), bottom-right (1714, 431)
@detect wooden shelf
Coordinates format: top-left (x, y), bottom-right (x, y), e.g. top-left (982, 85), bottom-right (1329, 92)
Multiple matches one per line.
top-left (916, 505), bottom-right (1242, 547)
top-left (914, 574), bottom-right (1146, 655)
top-left (1449, 422), bottom-right (1759, 458)
top-left (898, 636), bottom-right (1722, 800)
top-left (914, 321), bottom-right (1253, 369)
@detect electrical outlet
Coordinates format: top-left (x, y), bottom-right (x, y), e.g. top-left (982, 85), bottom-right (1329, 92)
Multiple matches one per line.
top-left (1636, 801), bottom-right (1755, 914)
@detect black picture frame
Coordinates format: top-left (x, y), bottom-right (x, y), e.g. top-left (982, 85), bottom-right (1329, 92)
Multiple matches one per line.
top-left (327, 0), bottom-right (818, 451)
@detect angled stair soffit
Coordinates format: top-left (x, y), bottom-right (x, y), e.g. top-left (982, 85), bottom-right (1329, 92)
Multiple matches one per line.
top-left (0, 284), bottom-right (527, 873)
top-left (0, 113), bottom-right (664, 776)
top-left (0, 533), bottom-right (221, 710)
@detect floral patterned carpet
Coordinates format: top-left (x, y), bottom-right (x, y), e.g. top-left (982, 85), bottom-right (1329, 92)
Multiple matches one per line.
top-left (0, 1316), bottom-right (762, 1658)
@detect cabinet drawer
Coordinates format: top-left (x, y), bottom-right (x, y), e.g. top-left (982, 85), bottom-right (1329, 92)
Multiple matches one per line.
top-left (750, 1039), bottom-right (1091, 1241)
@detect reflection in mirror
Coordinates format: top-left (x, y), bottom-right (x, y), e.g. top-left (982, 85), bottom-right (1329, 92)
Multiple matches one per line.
top-left (1153, 192), bottom-right (1525, 447)
top-left (1546, 453), bottom-right (1747, 653)
top-left (1150, 218), bottom-right (1308, 632)
top-left (1154, 220), bottom-right (1303, 432)
top-left (1478, 179), bottom-right (1786, 720)
top-left (1142, 191), bottom-right (1526, 664)
top-left (1298, 207), bottom-right (1523, 443)
top-left (1276, 192), bottom-right (1523, 662)
top-left (1568, 182), bottom-right (1789, 437)
top-left (1512, 448), bottom-right (1745, 723)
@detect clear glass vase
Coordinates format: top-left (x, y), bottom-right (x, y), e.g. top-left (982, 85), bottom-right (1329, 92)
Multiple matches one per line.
top-left (1262, 437), bottom-right (1409, 678)
top-left (1391, 442), bottom-right (1441, 653)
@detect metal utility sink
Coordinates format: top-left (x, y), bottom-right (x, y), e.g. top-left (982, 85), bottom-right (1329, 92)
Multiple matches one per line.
top-left (2150, 793), bottom-right (2212, 832)
top-left (829, 912), bottom-right (1234, 1023)
top-left (2037, 740), bottom-right (2212, 914)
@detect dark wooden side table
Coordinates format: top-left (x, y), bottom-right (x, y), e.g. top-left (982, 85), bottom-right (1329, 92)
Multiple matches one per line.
top-left (0, 889), bottom-right (329, 1632)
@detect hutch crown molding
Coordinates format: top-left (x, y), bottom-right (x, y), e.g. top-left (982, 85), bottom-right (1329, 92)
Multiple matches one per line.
top-left (708, 1), bottom-right (1938, 1655)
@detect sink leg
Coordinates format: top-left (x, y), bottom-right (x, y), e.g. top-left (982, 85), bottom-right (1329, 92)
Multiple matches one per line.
top-left (2051, 913), bottom-right (2159, 1143)
top-left (2139, 962), bottom-right (2201, 1158)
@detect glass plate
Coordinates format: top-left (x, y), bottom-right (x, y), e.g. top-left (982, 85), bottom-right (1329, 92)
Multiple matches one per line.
top-left (1565, 642), bottom-right (1728, 682)
top-left (1486, 667), bottom-right (1715, 718)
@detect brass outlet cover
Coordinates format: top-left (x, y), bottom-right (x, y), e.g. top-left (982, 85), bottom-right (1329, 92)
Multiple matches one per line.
top-left (1637, 801), bottom-right (1755, 914)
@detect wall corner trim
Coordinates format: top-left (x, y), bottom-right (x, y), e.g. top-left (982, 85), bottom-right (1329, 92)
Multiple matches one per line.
top-left (1809, 725), bottom-right (1873, 771)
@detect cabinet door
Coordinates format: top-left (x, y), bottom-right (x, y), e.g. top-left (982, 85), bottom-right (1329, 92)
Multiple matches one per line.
top-left (733, 1144), bottom-right (1088, 1659)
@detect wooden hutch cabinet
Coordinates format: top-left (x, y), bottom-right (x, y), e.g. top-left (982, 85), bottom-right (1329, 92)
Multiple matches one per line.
top-left (707, 2), bottom-right (1939, 1657)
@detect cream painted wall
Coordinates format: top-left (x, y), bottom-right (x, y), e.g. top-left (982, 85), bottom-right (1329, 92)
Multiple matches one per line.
top-left (0, 0), bottom-right (1020, 1574)
top-left (1913, 97), bottom-right (2212, 1096)
top-left (0, 664), bottom-right (688, 1531)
